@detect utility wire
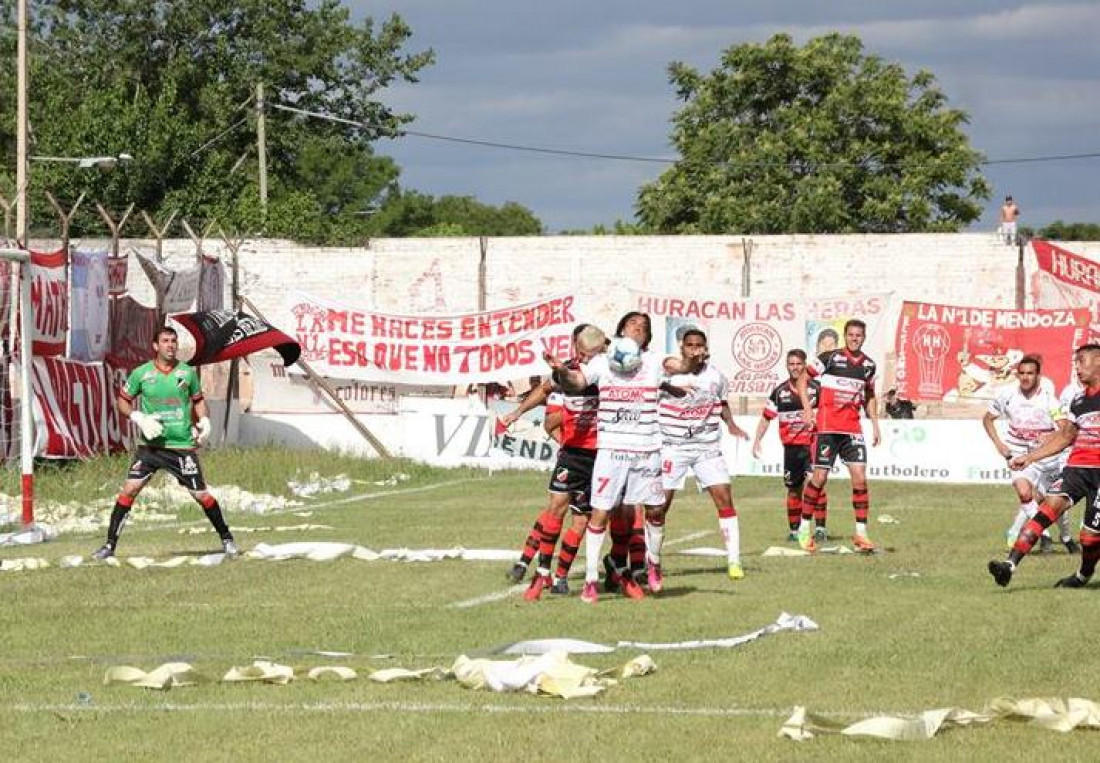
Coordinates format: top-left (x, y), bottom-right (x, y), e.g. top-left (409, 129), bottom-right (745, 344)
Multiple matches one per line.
top-left (272, 102), bottom-right (1100, 170)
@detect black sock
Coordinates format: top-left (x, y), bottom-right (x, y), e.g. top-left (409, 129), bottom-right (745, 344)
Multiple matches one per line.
top-left (106, 504), bottom-right (130, 546)
top-left (203, 501), bottom-right (232, 540)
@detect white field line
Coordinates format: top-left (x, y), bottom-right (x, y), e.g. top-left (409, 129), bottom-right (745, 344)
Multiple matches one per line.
top-left (447, 529), bottom-right (713, 609)
top-left (664, 529), bottom-right (711, 547)
top-left (449, 584), bottom-right (526, 609)
top-left (128, 478), bottom-right (479, 535)
top-left (3, 700), bottom-right (868, 719)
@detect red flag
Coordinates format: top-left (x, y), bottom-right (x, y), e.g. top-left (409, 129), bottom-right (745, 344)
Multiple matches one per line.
top-left (174, 310), bottom-right (301, 366)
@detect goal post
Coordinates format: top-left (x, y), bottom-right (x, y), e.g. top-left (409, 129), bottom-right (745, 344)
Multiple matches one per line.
top-left (0, 247), bottom-right (34, 526)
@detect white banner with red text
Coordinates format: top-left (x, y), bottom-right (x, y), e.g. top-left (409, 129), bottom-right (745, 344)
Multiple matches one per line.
top-left (284, 293), bottom-right (577, 385)
top-left (632, 291), bottom-right (894, 397)
top-left (28, 357), bottom-right (131, 459)
top-left (1029, 239), bottom-right (1100, 342)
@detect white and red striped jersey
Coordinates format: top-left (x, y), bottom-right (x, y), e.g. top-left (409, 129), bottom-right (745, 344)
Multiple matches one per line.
top-left (659, 362), bottom-right (729, 452)
top-left (987, 383), bottom-right (1062, 452)
top-left (546, 359), bottom-right (599, 450)
top-left (582, 350), bottom-right (663, 452)
top-left (807, 349), bottom-right (876, 434)
top-left (1064, 385), bottom-right (1100, 468)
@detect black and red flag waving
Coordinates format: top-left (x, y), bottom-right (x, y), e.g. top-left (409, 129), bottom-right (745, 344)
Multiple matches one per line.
top-left (173, 310), bottom-right (301, 367)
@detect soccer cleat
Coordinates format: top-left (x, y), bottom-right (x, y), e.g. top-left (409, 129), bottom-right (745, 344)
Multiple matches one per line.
top-left (620, 576), bottom-right (646, 600)
top-left (646, 562), bottom-right (664, 593)
top-left (602, 554), bottom-right (623, 593)
top-left (222, 539), bottom-right (240, 558)
top-left (1039, 534), bottom-right (1054, 554)
top-left (852, 534), bottom-right (876, 553)
top-left (506, 562), bottom-right (528, 583)
top-left (814, 527), bottom-right (828, 543)
top-left (988, 560), bottom-right (1014, 587)
top-left (727, 563), bottom-right (745, 581)
top-left (1063, 539), bottom-right (1081, 554)
top-left (549, 577), bottom-right (570, 595)
top-left (797, 526), bottom-right (816, 553)
top-left (580, 582), bottom-right (599, 605)
top-left (1054, 573), bottom-right (1089, 588)
top-left (91, 544), bottom-right (115, 561)
top-left (787, 531), bottom-right (799, 543)
top-left (523, 575), bottom-right (550, 602)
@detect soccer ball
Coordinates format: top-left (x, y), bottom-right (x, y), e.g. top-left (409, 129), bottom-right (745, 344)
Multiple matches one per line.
top-left (608, 336), bottom-right (643, 374)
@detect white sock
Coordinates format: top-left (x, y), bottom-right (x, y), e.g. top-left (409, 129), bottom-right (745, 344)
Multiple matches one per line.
top-left (856, 521), bottom-right (868, 537)
top-left (798, 517), bottom-right (811, 533)
top-left (1008, 503), bottom-right (1032, 536)
top-left (718, 515), bottom-right (740, 564)
top-left (584, 526), bottom-right (606, 583)
top-left (1057, 511), bottom-right (1073, 543)
top-left (644, 520), bottom-right (665, 565)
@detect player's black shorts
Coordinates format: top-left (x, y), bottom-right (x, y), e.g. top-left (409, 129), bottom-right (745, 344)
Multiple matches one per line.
top-left (1048, 467), bottom-right (1100, 533)
top-left (548, 446), bottom-right (597, 514)
top-left (783, 444), bottom-right (813, 489)
top-left (128, 447), bottom-right (208, 491)
top-left (812, 432), bottom-right (867, 469)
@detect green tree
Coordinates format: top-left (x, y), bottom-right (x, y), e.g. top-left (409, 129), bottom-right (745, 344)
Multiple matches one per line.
top-left (636, 33), bottom-right (990, 234)
top-left (1034, 221), bottom-right (1100, 242)
top-left (0, 0), bottom-right (432, 241)
top-left (370, 191), bottom-right (543, 237)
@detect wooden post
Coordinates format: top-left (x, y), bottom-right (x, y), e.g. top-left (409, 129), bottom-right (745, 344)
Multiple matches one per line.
top-left (140, 209), bottom-right (177, 264)
top-left (218, 228), bottom-right (244, 440)
top-left (49, 192), bottom-right (89, 357)
top-left (241, 295), bottom-right (393, 459)
top-left (738, 237), bottom-right (753, 415)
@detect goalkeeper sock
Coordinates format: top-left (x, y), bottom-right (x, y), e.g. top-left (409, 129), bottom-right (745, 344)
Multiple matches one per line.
top-left (198, 495), bottom-right (232, 540)
top-left (106, 494), bottom-right (135, 547)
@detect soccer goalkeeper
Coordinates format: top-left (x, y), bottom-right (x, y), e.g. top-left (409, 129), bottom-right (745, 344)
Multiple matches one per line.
top-left (92, 326), bottom-right (237, 560)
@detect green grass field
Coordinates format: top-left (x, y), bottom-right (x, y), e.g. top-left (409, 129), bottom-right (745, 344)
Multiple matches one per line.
top-left (2, 449), bottom-right (1099, 761)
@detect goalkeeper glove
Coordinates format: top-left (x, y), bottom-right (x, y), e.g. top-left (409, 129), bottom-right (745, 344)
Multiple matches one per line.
top-left (130, 411), bottom-right (163, 440)
top-left (193, 416), bottom-right (212, 446)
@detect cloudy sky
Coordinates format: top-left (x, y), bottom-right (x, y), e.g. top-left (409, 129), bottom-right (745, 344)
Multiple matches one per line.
top-left (350, 1), bottom-right (1100, 233)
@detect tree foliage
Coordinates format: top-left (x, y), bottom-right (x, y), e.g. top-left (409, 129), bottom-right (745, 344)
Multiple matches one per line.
top-left (0, 0), bottom-right (462, 241)
top-left (636, 33), bottom-right (990, 234)
top-left (371, 192), bottom-right (543, 238)
top-left (1034, 220), bottom-right (1100, 242)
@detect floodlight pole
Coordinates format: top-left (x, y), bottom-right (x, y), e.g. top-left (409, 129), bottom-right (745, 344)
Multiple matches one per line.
top-left (15, 0), bottom-right (35, 526)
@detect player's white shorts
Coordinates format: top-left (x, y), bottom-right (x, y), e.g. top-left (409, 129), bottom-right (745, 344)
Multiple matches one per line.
top-left (590, 449), bottom-right (664, 511)
top-left (1010, 446), bottom-right (1061, 495)
top-left (661, 447), bottom-right (730, 491)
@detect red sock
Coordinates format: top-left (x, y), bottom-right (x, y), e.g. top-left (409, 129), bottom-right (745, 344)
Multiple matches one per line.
top-left (555, 527), bottom-right (583, 579)
top-left (815, 489), bottom-right (828, 525)
top-left (785, 492), bottom-right (801, 530)
top-left (852, 487), bottom-right (869, 524)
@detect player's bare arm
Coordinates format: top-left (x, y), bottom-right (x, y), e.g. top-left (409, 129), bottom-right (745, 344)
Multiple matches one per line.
top-left (544, 352), bottom-right (587, 393)
top-left (981, 411), bottom-right (1011, 459)
top-left (721, 403), bottom-right (749, 439)
top-left (751, 416), bottom-right (770, 458)
top-left (794, 371), bottom-right (814, 426)
top-left (865, 388), bottom-right (881, 446)
top-left (501, 380), bottom-right (553, 428)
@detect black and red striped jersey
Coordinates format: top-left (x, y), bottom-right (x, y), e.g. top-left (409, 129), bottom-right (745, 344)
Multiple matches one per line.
top-left (1065, 385), bottom-right (1100, 468)
top-left (763, 378), bottom-right (820, 446)
top-left (806, 349), bottom-right (876, 434)
top-left (546, 358), bottom-right (599, 450)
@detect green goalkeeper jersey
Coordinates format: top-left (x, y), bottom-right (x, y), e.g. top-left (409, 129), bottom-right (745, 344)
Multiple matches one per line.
top-left (123, 360), bottom-right (202, 449)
